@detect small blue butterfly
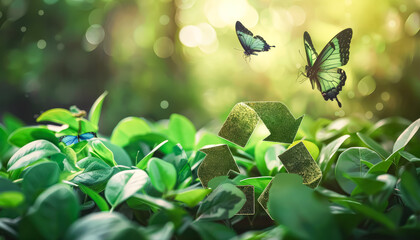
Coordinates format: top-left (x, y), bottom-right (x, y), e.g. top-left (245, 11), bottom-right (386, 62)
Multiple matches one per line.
top-left (59, 132), bottom-right (97, 146)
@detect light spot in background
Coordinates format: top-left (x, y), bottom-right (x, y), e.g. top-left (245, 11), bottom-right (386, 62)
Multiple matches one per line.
top-left (376, 102), bottom-right (384, 111)
top-left (365, 111), bottom-right (373, 120)
top-left (38, 10), bottom-right (44, 16)
top-left (218, 0), bottom-right (247, 26)
top-left (86, 24), bottom-right (105, 45)
top-left (381, 91), bottom-right (390, 101)
top-left (37, 39), bottom-right (47, 49)
top-left (134, 26), bottom-right (154, 48)
top-left (160, 100), bottom-right (169, 109)
top-left (175, 0), bottom-right (196, 10)
top-left (154, 37), bottom-right (174, 58)
top-left (347, 91), bottom-right (355, 99)
top-left (160, 15), bottom-right (170, 25)
top-left (385, 9), bottom-right (402, 42)
top-left (399, 4), bottom-right (407, 12)
top-left (179, 25), bottom-right (202, 47)
top-left (288, 5), bottom-right (306, 26)
top-left (358, 75), bottom-right (376, 96)
top-left (345, 0), bottom-right (352, 5)
top-left (205, 0), bottom-right (247, 28)
top-left (405, 12), bottom-right (420, 36)
top-left (21, 26), bottom-right (26, 32)
top-left (197, 23), bottom-right (216, 46)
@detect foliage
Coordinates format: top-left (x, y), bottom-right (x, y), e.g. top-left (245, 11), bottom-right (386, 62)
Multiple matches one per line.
top-left (1, 93), bottom-right (420, 239)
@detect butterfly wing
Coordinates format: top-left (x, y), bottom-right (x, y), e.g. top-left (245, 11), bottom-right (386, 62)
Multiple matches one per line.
top-left (313, 28), bottom-right (352, 70)
top-left (317, 68), bottom-right (347, 107)
top-left (79, 132), bottom-right (97, 141)
top-left (235, 21), bottom-right (274, 56)
top-left (60, 136), bottom-right (79, 146)
top-left (236, 21), bottom-right (255, 55)
top-left (303, 31), bottom-right (318, 67)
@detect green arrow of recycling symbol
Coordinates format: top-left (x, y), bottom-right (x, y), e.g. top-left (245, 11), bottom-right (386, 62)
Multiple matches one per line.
top-left (218, 102), bottom-right (303, 147)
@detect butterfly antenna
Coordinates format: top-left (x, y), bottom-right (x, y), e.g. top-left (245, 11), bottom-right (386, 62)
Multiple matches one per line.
top-left (298, 49), bottom-right (306, 62)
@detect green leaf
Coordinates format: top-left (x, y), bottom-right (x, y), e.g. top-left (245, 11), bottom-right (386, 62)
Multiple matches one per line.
top-left (195, 132), bottom-right (234, 151)
top-left (22, 162), bottom-right (60, 203)
top-left (393, 118), bottom-right (420, 153)
top-left (7, 126), bottom-right (59, 148)
top-left (254, 141), bottom-right (278, 175)
top-left (318, 135), bottom-right (349, 173)
top-left (197, 183), bottom-right (246, 221)
top-left (239, 176), bottom-right (272, 195)
top-left (136, 140), bottom-right (168, 169)
top-left (102, 140), bottom-right (132, 166)
top-left (25, 184), bottom-right (80, 240)
top-left (268, 173), bottom-right (341, 240)
top-left (288, 140), bottom-right (320, 160)
top-left (191, 221), bottom-right (236, 240)
top-left (143, 222), bottom-right (174, 240)
top-left (175, 188), bottom-right (212, 207)
top-left (7, 140), bottom-right (61, 171)
top-left (168, 114), bottom-right (196, 150)
top-left (163, 144), bottom-right (192, 188)
top-left (347, 175), bottom-right (387, 195)
top-left (399, 170), bottom-right (420, 213)
top-left (90, 139), bottom-right (116, 167)
top-left (0, 125), bottom-right (10, 157)
top-left (264, 144), bottom-right (285, 175)
top-left (79, 184), bottom-right (109, 211)
top-left (88, 91), bottom-right (108, 128)
top-left (37, 108), bottom-right (79, 130)
top-left (3, 113), bottom-right (24, 134)
top-left (343, 200), bottom-right (396, 230)
top-left (335, 147), bottom-right (382, 194)
top-left (0, 178), bottom-right (24, 208)
top-left (218, 102), bottom-right (303, 147)
top-left (64, 212), bottom-right (145, 240)
top-left (110, 117), bottom-right (151, 147)
top-left (357, 132), bottom-right (389, 159)
top-left (72, 157), bottom-right (115, 192)
top-left (147, 158), bottom-right (177, 193)
top-left (105, 169), bottom-right (148, 209)
top-left (127, 193), bottom-right (176, 211)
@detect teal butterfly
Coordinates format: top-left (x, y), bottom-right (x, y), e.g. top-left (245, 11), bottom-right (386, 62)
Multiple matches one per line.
top-left (59, 132), bottom-right (97, 146)
top-left (235, 21), bottom-right (275, 57)
top-left (303, 28), bottom-right (353, 107)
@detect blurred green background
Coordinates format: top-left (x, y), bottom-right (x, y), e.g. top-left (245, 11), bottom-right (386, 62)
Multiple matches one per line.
top-left (1, 0), bottom-right (419, 134)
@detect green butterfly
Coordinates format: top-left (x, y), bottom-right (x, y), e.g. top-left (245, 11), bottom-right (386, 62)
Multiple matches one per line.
top-left (236, 21), bottom-right (275, 57)
top-left (303, 28), bottom-right (353, 107)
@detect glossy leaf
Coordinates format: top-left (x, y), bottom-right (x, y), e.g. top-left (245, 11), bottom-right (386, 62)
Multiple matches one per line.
top-left (90, 139), bottom-right (116, 167)
top-left (0, 178), bottom-right (24, 208)
top-left (174, 188), bottom-right (212, 207)
top-left (37, 108), bottom-right (79, 130)
top-left (64, 212), bottom-right (145, 240)
top-left (79, 184), bottom-right (109, 211)
top-left (147, 158), bottom-right (177, 193)
top-left (357, 132), bottom-right (389, 159)
top-left (168, 114), bottom-right (196, 150)
top-left (88, 91), bottom-right (108, 128)
top-left (110, 117), bottom-right (151, 147)
top-left (22, 162), bottom-right (60, 203)
top-left (335, 147), bottom-right (382, 194)
top-left (7, 140), bottom-right (61, 171)
top-left (105, 169), bottom-right (148, 209)
top-left (393, 118), bottom-right (420, 153)
top-left (318, 135), bottom-right (350, 172)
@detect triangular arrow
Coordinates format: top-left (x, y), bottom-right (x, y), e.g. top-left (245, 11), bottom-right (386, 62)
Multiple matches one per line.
top-left (218, 101), bottom-right (303, 147)
top-left (198, 144), bottom-right (240, 188)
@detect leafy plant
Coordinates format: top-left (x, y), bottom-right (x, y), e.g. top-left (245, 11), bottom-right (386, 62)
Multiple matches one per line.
top-left (1, 92), bottom-right (420, 239)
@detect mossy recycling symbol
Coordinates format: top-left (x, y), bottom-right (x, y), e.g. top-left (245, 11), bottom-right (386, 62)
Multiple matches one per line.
top-left (198, 101), bottom-right (322, 216)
